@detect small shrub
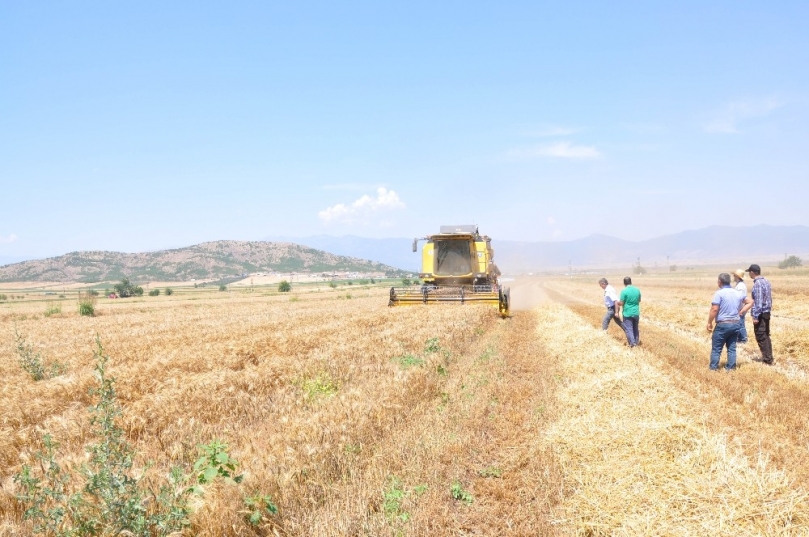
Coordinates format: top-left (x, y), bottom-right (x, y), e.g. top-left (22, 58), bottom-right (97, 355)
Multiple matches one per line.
top-left (148, 289), bottom-right (160, 296)
top-left (89, 289), bottom-right (99, 296)
top-left (243, 494), bottom-right (278, 526)
top-left (278, 280), bottom-right (291, 292)
top-left (402, 278), bottom-right (412, 286)
top-left (450, 481), bottom-right (473, 504)
top-left (165, 287), bottom-right (173, 296)
top-left (78, 291), bottom-right (96, 316)
top-left (329, 281), bottom-right (338, 289)
top-left (633, 265), bottom-right (647, 275)
top-left (300, 372), bottom-right (339, 399)
top-left (44, 301), bottom-right (62, 317)
top-left (478, 466), bottom-right (503, 478)
top-left (14, 339), bottom-right (243, 535)
top-left (219, 285), bottom-right (227, 292)
top-left (394, 354), bottom-right (423, 368)
top-left (370, 278), bottom-right (376, 284)
top-left (670, 265), bottom-right (677, 272)
top-left (14, 329), bottom-right (66, 380)
top-left (383, 477), bottom-right (408, 522)
top-left (347, 280), bottom-right (353, 286)
top-left (424, 338), bottom-right (440, 354)
top-left (0, 293), bottom-right (7, 301)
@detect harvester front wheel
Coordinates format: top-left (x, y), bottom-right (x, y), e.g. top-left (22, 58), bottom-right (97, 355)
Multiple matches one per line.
top-left (498, 287), bottom-right (510, 318)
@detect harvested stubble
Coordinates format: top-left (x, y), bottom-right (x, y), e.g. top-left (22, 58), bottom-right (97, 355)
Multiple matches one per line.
top-left (0, 289), bottom-right (564, 535)
top-left (539, 303), bottom-right (809, 535)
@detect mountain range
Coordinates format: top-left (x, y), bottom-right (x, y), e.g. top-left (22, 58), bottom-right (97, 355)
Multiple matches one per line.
top-left (1, 225), bottom-right (806, 283)
top-left (269, 225), bottom-right (809, 273)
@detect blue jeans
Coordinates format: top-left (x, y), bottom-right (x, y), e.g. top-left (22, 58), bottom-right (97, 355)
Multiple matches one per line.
top-left (602, 307), bottom-right (622, 330)
top-left (622, 316), bottom-right (639, 346)
top-left (737, 313), bottom-right (748, 343)
top-left (710, 322), bottom-right (741, 370)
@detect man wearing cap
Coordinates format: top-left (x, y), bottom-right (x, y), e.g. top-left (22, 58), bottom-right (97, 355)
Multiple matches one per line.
top-left (732, 269), bottom-right (749, 344)
top-left (598, 278), bottom-right (622, 331)
top-left (747, 264), bottom-right (774, 365)
top-left (707, 273), bottom-right (753, 371)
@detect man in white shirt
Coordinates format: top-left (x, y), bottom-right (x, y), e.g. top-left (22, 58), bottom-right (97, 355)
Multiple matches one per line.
top-left (599, 278), bottom-right (622, 331)
top-left (733, 269), bottom-right (749, 344)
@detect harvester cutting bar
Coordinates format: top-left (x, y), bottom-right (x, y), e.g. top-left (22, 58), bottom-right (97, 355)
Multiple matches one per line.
top-left (389, 285), bottom-right (508, 317)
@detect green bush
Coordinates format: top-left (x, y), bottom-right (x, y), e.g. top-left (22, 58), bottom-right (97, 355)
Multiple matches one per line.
top-left (778, 255), bottom-right (802, 269)
top-left (329, 281), bottom-right (338, 289)
top-left (13, 338), bottom-right (245, 535)
top-left (219, 284), bottom-right (227, 292)
top-left (148, 289), bottom-right (160, 296)
top-left (78, 292), bottom-right (96, 316)
top-left (0, 293), bottom-right (7, 301)
top-left (402, 278), bottom-right (412, 286)
top-left (278, 280), bottom-right (291, 292)
top-left (633, 265), bottom-right (647, 275)
top-left (14, 329), bottom-right (66, 381)
top-left (44, 302), bottom-right (62, 317)
top-left (165, 288), bottom-right (173, 296)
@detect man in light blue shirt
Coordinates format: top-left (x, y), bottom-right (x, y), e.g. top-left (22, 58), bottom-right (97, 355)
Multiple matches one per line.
top-left (707, 272), bottom-right (753, 370)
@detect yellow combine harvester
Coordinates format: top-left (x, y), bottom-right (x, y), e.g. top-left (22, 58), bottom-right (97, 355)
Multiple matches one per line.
top-left (389, 225), bottom-right (510, 317)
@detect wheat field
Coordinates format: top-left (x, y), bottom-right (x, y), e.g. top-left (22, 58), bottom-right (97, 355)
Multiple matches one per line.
top-left (1, 271), bottom-right (808, 535)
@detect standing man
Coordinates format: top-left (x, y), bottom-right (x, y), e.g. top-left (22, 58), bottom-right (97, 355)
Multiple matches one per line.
top-left (598, 278), bottom-right (622, 331)
top-left (616, 276), bottom-right (641, 347)
top-left (707, 273), bottom-right (752, 371)
top-left (747, 264), bottom-right (774, 365)
top-left (732, 269), bottom-right (749, 343)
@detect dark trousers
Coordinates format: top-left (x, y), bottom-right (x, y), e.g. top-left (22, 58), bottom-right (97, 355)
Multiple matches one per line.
top-left (622, 316), bottom-right (640, 346)
top-left (754, 312), bottom-right (773, 364)
top-left (602, 307), bottom-right (622, 330)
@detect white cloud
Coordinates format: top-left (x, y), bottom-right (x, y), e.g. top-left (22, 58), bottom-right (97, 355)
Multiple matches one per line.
top-left (0, 233), bottom-right (18, 244)
top-left (318, 187), bottom-right (405, 224)
top-left (509, 142), bottom-right (602, 159)
top-left (704, 97), bottom-right (783, 134)
top-left (547, 216), bottom-right (556, 225)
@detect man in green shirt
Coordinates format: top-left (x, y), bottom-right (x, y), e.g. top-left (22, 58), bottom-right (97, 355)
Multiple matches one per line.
top-left (616, 276), bottom-right (642, 347)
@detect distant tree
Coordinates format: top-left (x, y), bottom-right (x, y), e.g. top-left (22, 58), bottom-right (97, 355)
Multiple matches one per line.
top-left (633, 265), bottom-right (647, 275)
top-left (669, 265), bottom-right (677, 272)
top-left (219, 284), bottom-right (227, 292)
top-left (113, 278), bottom-right (143, 298)
top-left (165, 288), bottom-right (174, 296)
top-left (778, 255), bottom-right (802, 269)
top-left (148, 289), bottom-right (160, 296)
top-left (402, 277), bottom-right (412, 286)
top-left (278, 280), bottom-right (291, 292)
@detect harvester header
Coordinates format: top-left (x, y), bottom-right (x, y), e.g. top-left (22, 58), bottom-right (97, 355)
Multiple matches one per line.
top-left (390, 225), bottom-right (510, 317)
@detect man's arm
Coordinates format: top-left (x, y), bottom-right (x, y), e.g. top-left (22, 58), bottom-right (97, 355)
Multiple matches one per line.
top-left (739, 296), bottom-right (753, 316)
top-left (707, 304), bottom-right (719, 332)
top-left (615, 299), bottom-right (623, 317)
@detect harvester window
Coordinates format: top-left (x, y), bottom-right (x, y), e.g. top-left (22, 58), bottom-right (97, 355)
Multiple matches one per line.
top-left (434, 240), bottom-right (472, 276)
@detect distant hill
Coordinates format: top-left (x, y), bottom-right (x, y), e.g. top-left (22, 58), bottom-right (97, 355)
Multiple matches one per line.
top-left (271, 225), bottom-right (809, 274)
top-left (0, 241), bottom-right (406, 283)
top-left (496, 225), bottom-right (809, 272)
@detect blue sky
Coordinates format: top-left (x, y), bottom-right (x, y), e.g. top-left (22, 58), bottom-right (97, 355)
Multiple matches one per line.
top-left (2, 2), bottom-right (808, 259)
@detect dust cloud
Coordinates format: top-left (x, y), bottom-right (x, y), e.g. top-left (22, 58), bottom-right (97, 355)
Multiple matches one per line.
top-left (505, 275), bottom-right (551, 311)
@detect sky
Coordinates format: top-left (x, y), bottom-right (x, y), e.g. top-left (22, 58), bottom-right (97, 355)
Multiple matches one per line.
top-left (2, 1), bottom-right (808, 260)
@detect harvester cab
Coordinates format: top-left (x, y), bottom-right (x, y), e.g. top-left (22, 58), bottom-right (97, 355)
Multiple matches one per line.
top-left (389, 225), bottom-right (510, 317)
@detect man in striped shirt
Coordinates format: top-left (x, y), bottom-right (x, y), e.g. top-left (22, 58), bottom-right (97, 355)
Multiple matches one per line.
top-left (746, 264), bottom-right (774, 365)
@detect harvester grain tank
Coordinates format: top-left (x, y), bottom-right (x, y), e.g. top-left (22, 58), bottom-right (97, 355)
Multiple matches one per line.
top-left (388, 225), bottom-right (510, 317)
